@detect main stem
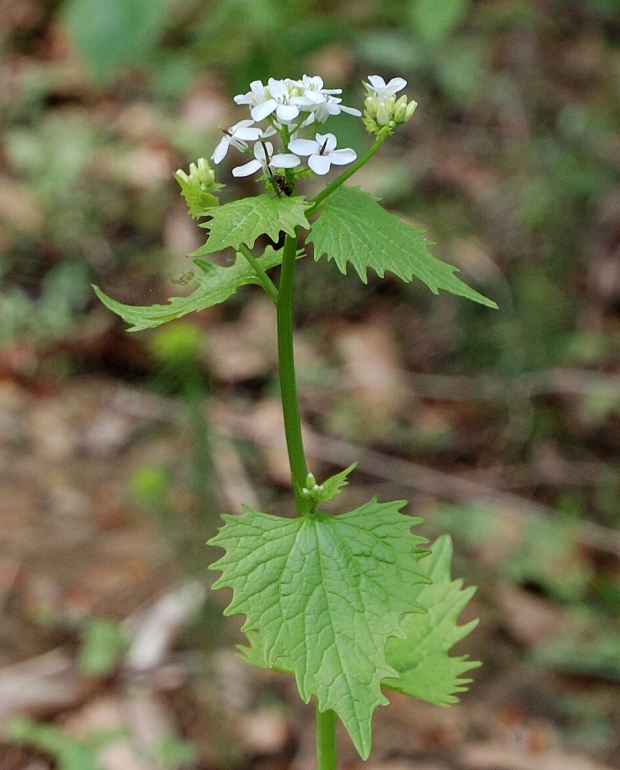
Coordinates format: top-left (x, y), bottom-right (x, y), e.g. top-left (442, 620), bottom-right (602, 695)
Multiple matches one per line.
top-left (276, 176), bottom-right (338, 770)
top-left (276, 229), bottom-right (309, 515)
top-left (316, 705), bottom-right (337, 770)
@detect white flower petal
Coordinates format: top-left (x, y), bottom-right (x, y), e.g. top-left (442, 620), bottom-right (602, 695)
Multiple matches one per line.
top-left (387, 77), bottom-right (407, 92)
top-left (234, 126), bottom-right (262, 141)
top-left (299, 113), bottom-right (316, 128)
top-left (309, 154), bottom-right (331, 175)
top-left (367, 75), bottom-right (387, 90)
top-left (321, 133), bottom-right (338, 152)
top-left (304, 91), bottom-right (326, 104)
top-left (254, 141), bottom-right (272, 162)
top-left (232, 159), bottom-right (263, 177)
top-left (275, 104), bottom-right (299, 123)
top-left (251, 100), bottom-right (277, 121)
top-left (211, 137), bottom-right (229, 164)
top-left (339, 105), bottom-right (362, 117)
top-left (288, 139), bottom-right (319, 155)
top-left (327, 148), bottom-right (357, 165)
top-left (271, 153), bottom-right (301, 168)
top-left (267, 78), bottom-right (287, 98)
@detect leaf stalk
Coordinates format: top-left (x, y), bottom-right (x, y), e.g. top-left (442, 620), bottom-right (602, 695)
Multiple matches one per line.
top-left (306, 127), bottom-right (391, 216)
top-left (238, 244), bottom-right (279, 303)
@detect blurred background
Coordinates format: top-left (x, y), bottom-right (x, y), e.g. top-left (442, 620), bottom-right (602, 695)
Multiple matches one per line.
top-left (1, 0), bottom-right (620, 768)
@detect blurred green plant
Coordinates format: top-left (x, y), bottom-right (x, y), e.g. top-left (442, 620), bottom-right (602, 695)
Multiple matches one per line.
top-left (62, 0), bottom-right (169, 82)
top-left (434, 503), bottom-right (593, 602)
top-left (4, 717), bottom-right (123, 770)
top-left (5, 715), bottom-right (197, 770)
top-left (129, 322), bottom-right (218, 576)
top-left (531, 606), bottom-right (620, 682)
top-left (0, 261), bottom-right (91, 348)
top-left (78, 618), bottom-right (130, 678)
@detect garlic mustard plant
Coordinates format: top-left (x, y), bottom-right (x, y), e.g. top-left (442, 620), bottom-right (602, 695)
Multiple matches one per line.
top-left (95, 75), bottom-right (496, 769)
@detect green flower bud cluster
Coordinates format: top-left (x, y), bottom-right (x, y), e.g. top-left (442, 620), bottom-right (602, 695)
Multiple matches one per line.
top-left (361, 76), bottom-right (417, 135)
top-left (363, 93), bottom-right (418, 134)
top-left (174, 157), bottom-right (224, 219)
top-left (174, 157), bottom-right (221, 194)
top-left (301, 472), bottom-right (324, 502)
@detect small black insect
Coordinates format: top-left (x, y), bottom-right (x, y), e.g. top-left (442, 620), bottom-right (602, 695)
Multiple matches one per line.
top-left (271, 173), bottom-right (294, 198)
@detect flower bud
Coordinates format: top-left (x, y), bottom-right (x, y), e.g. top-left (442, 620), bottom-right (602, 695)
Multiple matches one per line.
top-left (376, 101), bottom-right (391, 126)
top-left (364, 96), bottom-right (377, 118)
top-left (404, 99), bottom-right (418, 121)
top-left (392, 95), bottom-right (409, 123)
top-left (362, 83), bottom-right (417, 134)
top-left (190, 157), bottom-right (218, 191)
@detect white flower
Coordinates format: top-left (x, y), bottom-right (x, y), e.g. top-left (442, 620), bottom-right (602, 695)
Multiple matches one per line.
top-left (234, 80), bottom-right (271, 110)
top-left (232, 141), bottom-right (301, 177)
top-left (365, 75), bottom-right (407, 102)
top-left (288, 132), bottom-right (356, 175)
top-left (248, 78), bottom-right (301, 124)
top-left (211, 119), bottom-right (263, 164)
top-left (304, 95), bottom-right (362, 124)
top-left (291, 75), bottom-right (342, 107)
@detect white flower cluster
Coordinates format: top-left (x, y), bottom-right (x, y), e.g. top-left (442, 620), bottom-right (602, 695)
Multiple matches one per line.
top-left (210, 75), bottom-right (416, 182)
top-left (211, 75), bottom-right (362, 179)
top-left (362, 75), bottom-right (417, 133)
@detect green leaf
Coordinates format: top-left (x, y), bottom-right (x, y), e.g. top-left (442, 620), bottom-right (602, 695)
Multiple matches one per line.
top-left (62, 0), bottom-right (167, 81)
top-left (193, 194), bottom-right (311, 255)
top-left (383, 535), bottom-right (480, 704)
top-left (317, 462), bottom-right (358, 503)
top-left (308, 186), bottom-right (496, 308)
top-left (93, 246), bottom-right (286, 332)
top-left (208, 499), bottom-right (428, 759)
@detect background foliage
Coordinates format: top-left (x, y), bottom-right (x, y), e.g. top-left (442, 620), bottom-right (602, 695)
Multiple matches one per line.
top-left (1, 0), bottom-right (620, 767)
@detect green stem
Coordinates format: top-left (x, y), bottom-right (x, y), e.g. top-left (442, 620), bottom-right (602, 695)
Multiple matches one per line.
top-left (306, 128), bottom-right (391, 216)
top-left (276, 228), bottom-right (309, 514)
top-left (316, 706), bottom-right (337, 770)
top-left (238, 244), bottom-right (279, 304)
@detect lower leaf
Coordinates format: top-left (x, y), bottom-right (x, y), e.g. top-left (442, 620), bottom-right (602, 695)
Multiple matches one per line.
top-left (93, 246), bottom-right (285, 332)
top-left (383, 534), bottom-right (481, 703)
top-left (208, 498), bottom-right (428, 759)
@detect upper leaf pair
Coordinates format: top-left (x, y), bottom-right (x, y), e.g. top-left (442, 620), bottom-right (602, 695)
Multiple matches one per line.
top-left (94, 184), bottom-right (495, 332)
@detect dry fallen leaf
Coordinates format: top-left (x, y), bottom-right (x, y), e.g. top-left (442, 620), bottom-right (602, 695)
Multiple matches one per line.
top-left (459, 742), bottom-right (616, 770)
top-left (494, 584), bottom-right (565, 647)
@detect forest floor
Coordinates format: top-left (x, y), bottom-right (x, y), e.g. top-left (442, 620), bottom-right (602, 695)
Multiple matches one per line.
top-left (0, 371), bottom-right (619, 770)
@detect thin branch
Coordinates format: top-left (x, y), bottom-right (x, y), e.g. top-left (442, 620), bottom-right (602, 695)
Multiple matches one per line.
top-left (238, 244), bottom-right (279, 304)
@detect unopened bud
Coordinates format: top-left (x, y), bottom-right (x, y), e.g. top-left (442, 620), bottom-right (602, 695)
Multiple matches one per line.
top-left (364, 96), bottom-right (377, 117)
top-left (192, 157), bottom-right (218, 191)
top-left (376, 102), bottom-right (391, 126)
top-left (393, 95), bottom-right (409, 123)
top-left (404, 99), bottom-right (418, 121)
